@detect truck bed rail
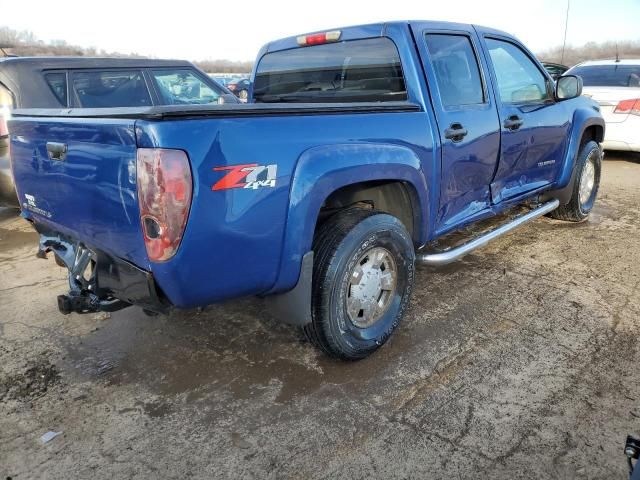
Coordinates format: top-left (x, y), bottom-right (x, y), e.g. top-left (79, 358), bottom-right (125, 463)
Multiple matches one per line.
top-left (11, 102), bottom-right (422, 120)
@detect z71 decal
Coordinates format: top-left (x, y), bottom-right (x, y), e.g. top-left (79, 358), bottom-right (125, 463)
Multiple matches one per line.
top-left (212, 163), bottom-right (278, 191)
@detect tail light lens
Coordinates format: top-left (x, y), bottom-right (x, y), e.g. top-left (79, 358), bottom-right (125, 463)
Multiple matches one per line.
top-left (136, 148), bottom-right (192, 262)
top-left (614, 98), bottom-right (640, 116)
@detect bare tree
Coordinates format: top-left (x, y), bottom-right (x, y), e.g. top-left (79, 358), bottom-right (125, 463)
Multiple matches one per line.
top-left (0, 26), bottom-right (253, 72)
top-left (538, 39), bottom-right (640, 67)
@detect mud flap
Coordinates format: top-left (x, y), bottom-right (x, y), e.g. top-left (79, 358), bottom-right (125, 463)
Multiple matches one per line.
top-left (264, 251), bottom-right (313, 326)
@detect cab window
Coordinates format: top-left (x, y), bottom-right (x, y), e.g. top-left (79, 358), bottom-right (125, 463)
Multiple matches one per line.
top-left (71, 70), bottom-right (151, 108)
top-left (425, 34), bottom-right (485, 107)
top-left (486, 38), bottom-right (549, 104)
top-left (44, 72), bottom-right (68, 107)
top-left (151, 69), bottom-right (221, 105)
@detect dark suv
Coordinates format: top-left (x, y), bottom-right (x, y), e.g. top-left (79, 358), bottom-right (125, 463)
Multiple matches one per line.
top-left (0, 57), bottom-right (236, 206)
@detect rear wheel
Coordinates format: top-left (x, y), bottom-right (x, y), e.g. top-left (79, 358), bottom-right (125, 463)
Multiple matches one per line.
top-left (550, 140), bottom-right (601, 222)
top-left (304, 208), bottom-right (415, 360)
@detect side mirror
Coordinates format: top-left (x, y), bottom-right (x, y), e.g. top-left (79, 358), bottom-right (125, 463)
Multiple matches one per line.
top-left (555, 75), bottom-right (583, 100)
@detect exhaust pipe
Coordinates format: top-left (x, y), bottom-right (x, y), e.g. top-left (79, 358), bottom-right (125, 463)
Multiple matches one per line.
top-left (416, 199), bottom-right (560, 266)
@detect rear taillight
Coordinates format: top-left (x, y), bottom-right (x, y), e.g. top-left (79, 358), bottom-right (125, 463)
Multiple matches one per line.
top-left (614, 98), bottom-right (640, 116)
top-left (296, 30), bottom-right (341, 46)
top-left (136, 148), bottom-right (192, 262)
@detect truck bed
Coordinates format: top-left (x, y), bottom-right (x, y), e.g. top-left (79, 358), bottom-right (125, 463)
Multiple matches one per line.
top-left (9, 102), bottom-right (435, 308)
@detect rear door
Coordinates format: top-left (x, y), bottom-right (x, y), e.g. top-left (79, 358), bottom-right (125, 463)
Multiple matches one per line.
top-left (410, 22), bottom-right (501, 233)
top-left (480, 34), bottom-right (572, 203)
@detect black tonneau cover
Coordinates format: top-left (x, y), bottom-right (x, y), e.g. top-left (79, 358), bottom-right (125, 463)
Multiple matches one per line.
top-left (11, 102), bottom-right (421, 120)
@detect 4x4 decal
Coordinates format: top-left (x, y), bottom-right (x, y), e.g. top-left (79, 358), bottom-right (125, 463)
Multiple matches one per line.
top-left (212, 163), bottom-right (278, 191)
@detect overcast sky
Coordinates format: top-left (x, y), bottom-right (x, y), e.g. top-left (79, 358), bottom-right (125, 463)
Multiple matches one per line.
top-left (4, 0), bottom-right (640, 61)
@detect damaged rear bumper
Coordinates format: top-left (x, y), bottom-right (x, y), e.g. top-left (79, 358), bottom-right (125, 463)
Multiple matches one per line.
top-left (35, 224), bottom-right (169, 315)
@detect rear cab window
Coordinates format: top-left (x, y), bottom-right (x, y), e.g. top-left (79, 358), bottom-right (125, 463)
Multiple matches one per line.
top-left (71, 70), bottom-right (151, 108)
top-left (253, 37), bottom-right (407, 103)
top-left (150, 69), bottom-right (222, 105)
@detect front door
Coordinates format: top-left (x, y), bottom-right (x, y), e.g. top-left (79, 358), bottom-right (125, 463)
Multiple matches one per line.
top-left (481, 35), bottom-right (572, 203)
top-left (411, 23), bottom-right (501, 233)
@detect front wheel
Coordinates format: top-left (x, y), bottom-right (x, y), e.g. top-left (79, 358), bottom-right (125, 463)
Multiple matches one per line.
top-left (304, 208), bottom-right (415, 360)
top-left (549, 140), bottom-right (602, 222)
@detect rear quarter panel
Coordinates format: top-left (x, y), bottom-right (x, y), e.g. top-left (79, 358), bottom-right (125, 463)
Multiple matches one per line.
top-left (137, 111), bottom-right (436, 308)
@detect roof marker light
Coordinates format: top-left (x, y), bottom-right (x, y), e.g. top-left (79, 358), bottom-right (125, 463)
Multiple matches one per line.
top-left (296, 30), bottom-right (341, 47)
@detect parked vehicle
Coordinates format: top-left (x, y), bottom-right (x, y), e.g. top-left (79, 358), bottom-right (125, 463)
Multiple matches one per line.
top-left (9, 21), bottom-right (604, 359)
top-left (567, 59), bottom-right (640, 152)
top-left (625, 436), bottom-right (640, 479)
top-left (210, 75), bottom-right (231, 86)
top-left (542, 62), bottom-right (569, 80)
top-left (227, 78), bottom-right (251, 100)
top-left (0, 57), bottom-right (238, 207)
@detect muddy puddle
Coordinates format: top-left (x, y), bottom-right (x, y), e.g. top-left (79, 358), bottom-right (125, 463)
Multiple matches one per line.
top-left (59, 300), bottom-right (400, 408)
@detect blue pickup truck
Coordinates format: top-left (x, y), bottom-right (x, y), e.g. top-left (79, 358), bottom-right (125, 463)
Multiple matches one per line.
top-left (9, 21), bottom-right (604, 359)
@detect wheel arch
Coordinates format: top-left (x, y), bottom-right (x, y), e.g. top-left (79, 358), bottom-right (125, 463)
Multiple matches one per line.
top-left (581, 123), bottom-right (604, 145)
top-left (545, 109), bottom-right (604, 205)
top-left (544, 112), bottom-right (603, 205)
top-left (319, 180), bottom-right (422, 241)
top-left (269, 143), bottom-right (429, 295)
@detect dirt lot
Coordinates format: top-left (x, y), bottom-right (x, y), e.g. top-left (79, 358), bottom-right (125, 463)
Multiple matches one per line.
top-left (1, 154), bottom-right (639, 479)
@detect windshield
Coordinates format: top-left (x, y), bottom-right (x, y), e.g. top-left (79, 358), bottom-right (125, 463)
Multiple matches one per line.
top-left (151, 69), bottom-right (223, 105)
top-left (253, 37), bottom-right (407, 103)
top-left (568, 64), bottom-right (640, 87)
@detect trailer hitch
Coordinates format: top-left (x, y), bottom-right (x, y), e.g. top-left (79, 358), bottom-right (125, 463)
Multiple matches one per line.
top-left (38, 234), bottom-right (128, 315)
top-left (56, 292), bottom-right (127, 315)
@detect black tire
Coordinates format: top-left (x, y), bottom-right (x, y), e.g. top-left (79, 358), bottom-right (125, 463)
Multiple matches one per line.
top-left (304, 208), bottom-right (415, 360)
top-left (549, 140), bottom-right (601, 222)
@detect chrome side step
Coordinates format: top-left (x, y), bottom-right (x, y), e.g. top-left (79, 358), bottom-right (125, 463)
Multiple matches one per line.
top-left (416, 199), bottom-right (560, 266)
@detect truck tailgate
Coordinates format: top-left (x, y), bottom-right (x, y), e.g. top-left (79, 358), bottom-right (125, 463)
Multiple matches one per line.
top-left (9, 117), bottom-right (148, 268)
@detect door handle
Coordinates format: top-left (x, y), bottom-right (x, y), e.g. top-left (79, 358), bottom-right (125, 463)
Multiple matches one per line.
top-left (444, 123), bottom-right (468, 142)
top-left (504, 115), bottom-right (524, 130)
top-left (46, 142), bottom-right (67, 161)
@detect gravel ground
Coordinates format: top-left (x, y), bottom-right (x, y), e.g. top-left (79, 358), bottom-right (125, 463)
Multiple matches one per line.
top-left (1, 153), bottom-right (639, 479)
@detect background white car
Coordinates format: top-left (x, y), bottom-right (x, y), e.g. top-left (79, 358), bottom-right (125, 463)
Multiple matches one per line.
top-left (567, 59), bottom-right (640, 152)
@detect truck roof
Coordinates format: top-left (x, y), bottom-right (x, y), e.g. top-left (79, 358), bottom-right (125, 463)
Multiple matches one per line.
top-left (261, 20), bottom-right (513, 54)
top-left (0, 56), bottom-right (194, 70)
